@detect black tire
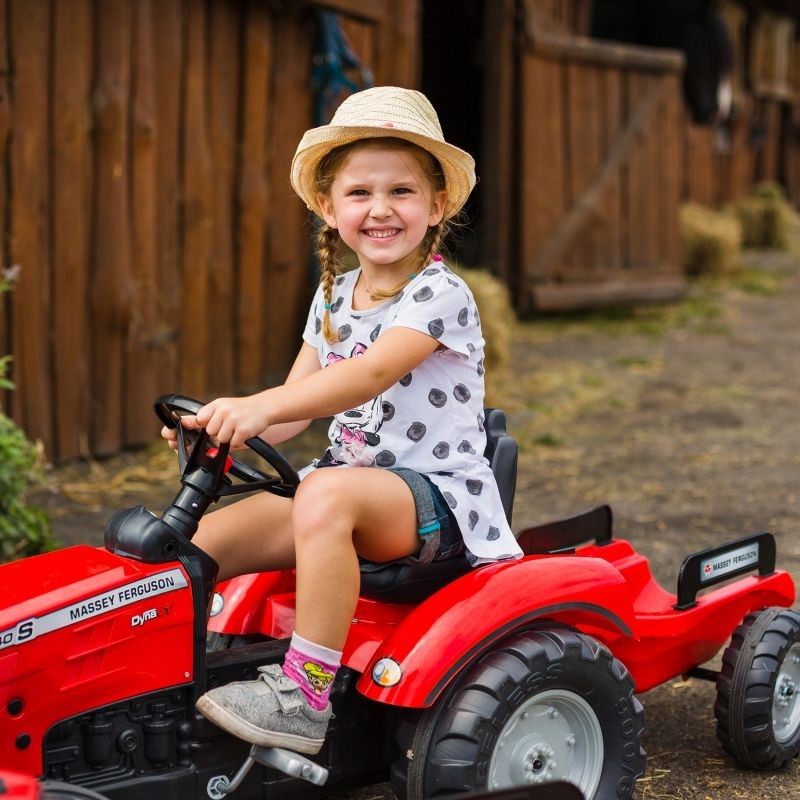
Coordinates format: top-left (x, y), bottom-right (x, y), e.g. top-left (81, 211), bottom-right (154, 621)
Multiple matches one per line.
top-left (40, 781), bottom-right (111, 800)
top-left (392, 627), bottom-right (645, 800)
top-left (715, 606), bottom-right (800, 769)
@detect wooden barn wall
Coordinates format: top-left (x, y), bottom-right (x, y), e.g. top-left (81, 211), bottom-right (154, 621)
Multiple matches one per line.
top-left (0, 0), bottom-right (418, 463)
top-left (511, 12), bottom-right (686, 312)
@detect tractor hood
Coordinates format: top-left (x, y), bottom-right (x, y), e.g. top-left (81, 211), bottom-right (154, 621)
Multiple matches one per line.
top-left (0, 546), bottom-right (196, 776)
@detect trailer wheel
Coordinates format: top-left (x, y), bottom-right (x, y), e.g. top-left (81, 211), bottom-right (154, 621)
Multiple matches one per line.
top-left (715, 606), bottom-right (800, 769)
top-left (40, 781), bottom-right (111, 799)
top-left (392, 627), bottom-right (645, 800)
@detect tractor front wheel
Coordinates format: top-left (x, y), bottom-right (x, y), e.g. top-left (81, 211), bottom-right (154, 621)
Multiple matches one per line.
top-left (715, 606), bottom-right (800, 769)
top-left (392, 627), bottom-right (645, 800)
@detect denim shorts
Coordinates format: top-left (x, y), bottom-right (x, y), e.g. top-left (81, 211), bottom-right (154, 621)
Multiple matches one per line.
top-left (383, 467), bottom-right (465, 565)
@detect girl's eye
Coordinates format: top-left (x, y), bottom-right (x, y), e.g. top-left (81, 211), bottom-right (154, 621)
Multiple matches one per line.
top-left (349, 189), bottom-right (369, 197)
top-left (393, 187), bottom-right (412, 195)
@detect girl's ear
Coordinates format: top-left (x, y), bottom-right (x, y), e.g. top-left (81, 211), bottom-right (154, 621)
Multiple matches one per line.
top-left (317, 194), bottom-right (338, 228)
top-left (428, 189), bottom-right (447, 227)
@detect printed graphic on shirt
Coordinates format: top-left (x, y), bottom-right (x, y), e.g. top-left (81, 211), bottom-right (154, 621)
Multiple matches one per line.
top-left (326, 342), bottom-right (383, 465)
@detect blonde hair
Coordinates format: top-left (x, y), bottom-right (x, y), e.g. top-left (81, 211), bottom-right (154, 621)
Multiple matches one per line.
top-left (313, 138), bottom-right (449, 344)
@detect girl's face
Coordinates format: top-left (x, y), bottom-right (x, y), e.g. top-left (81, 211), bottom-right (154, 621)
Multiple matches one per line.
top-left (317, 144), bottom-right (446, 276)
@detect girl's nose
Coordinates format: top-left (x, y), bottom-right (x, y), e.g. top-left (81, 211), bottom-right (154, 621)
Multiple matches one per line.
top-left (369, 194), bottom-right (391, 218)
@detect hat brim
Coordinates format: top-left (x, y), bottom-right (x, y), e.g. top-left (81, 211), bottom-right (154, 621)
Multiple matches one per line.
top-left (290, 125), bottom-right (476, 221)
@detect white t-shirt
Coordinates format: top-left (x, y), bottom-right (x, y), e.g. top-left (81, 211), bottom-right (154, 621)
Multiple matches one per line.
top-left (301, 261), bottom-right (522, 565)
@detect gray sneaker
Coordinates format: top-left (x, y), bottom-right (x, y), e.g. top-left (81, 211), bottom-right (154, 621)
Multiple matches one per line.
top-left (196, 664), bottom-right (332, 754)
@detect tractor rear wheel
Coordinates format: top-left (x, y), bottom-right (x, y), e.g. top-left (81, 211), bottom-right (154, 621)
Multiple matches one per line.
top-left (715, 606), bottom-right (800, 769)
top-left (392, 627), bottom-right (645, 800)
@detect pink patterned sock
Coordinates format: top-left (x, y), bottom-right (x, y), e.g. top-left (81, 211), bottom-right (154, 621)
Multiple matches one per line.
top-left (282, 632), bottom-right (342, 711)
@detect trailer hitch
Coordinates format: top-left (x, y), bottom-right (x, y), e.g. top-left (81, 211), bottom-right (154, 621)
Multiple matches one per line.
top-left (207, 745), bottom-right (329, 797)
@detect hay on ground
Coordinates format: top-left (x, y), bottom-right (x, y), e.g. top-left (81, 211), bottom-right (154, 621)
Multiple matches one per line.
top-left (729, 182), bottom-right (796, 250)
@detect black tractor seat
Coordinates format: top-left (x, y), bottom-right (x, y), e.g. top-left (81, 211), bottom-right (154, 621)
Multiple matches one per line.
top-left (359, 408), bottom-right (518, 603)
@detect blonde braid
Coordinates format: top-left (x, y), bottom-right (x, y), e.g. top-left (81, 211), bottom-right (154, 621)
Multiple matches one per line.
top-left (416, 221), bottom-right (445, 273)
top-left (316, 224), bottom-right (341, 344)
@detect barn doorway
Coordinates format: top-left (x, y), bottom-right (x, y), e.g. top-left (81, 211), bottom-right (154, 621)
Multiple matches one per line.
top-left (420, 0), bottom-right (487, 267)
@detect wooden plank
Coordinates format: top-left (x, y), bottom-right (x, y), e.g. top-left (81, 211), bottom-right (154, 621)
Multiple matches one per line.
top-left (180, 0), bottom-right (214, 400)
top-left (519, 52), bottom-right (566, 294)
top-left (660, 72), bottom-right (683, 274)
top-left (236, 0), bottom-right (271, 391)
top-left (757, 99), bottom-right (781, 183)
top-left (0, 0), bottom-right (10, 415)
top-left (525, 14), bottom-right (685, 72)
top-left (311, 0), bottom-right (389, 23)
top-left (376, 0), bottom-right (420, 87)
top-left (266, 8), bottom-right (314, 376)
top-left (90, 0), bottom-right (132, 455)
top-left (600, 65), bottom-right (623, 271)
top-left (153, 0), bottom-right (182, 397)
top-left (684, 124), bottom-right (716, 206)
top-left (481, 0), bottom-right (516, 286)
top-left (626, 71), bottom-right (650, 270)
top-left (9, 0), bottom-right (52, 450)
top-left (207, 0), bottom-right (241, 395)
top-left (125, 0), bottom-right (160, 445)
top-left (532, 275), bottom-right (686, 310)
top-left (565, 60), bottom-right (604, 276)
top-left (52, 0), bottom-right (92, 461)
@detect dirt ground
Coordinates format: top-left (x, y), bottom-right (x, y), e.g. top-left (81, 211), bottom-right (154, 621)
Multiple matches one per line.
top-left (34, 242), bottom-right (800, 800)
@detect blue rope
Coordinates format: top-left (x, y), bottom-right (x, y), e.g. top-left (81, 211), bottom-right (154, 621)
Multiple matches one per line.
top-left (312, 10), bottom-right (374, 126)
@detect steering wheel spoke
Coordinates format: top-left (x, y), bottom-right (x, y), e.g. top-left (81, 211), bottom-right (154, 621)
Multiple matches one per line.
top-left (154, 393), bottom-right (300, 500)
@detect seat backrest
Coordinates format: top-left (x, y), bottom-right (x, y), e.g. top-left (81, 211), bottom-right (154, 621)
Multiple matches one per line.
top-left (483, 408), bottom-right (518, 524)
top-left (358, 408), bottom-right (518, 604)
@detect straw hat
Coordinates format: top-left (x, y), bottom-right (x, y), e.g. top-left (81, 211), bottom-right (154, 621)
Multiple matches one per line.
top-left (290, 86), bottom-right (476, 220)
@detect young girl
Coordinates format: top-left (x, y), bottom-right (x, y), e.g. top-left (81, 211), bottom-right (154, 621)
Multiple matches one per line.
top-left (165, 86), bottom-right (522, 754)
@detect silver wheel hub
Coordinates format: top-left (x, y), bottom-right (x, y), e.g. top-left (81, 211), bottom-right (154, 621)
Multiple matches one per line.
top-left (773, 643), bottom-right (800, 743)
top-left (488, 689), bottom-right (603, 797)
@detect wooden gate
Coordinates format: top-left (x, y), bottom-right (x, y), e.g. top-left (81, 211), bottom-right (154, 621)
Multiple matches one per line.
top-left (485, 1), bottom-right (687, 312)
top-left (0, 0), bottom-right (418, 462)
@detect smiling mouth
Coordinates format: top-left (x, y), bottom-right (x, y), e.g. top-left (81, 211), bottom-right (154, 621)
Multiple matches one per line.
top-left (363, 228), bottom-right (401, 239)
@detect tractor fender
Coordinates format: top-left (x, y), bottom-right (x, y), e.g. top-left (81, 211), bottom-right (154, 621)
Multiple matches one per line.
top-left (356, 554), bottom-right (637, 707)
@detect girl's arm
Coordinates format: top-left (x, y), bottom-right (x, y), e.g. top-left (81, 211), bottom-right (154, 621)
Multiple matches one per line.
top-left (258, 342), bottom-right (321, 444)
top-left (194, 326), bottom-right (439, 447)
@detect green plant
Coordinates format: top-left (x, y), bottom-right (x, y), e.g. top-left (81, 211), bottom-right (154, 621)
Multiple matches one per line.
top-left (0, 272), bottom-right (57, 561)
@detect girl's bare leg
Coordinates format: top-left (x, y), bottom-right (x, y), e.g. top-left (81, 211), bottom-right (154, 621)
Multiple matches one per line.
top-left (192, 492), bottom-right (297, 581)
top-left (291, 468), bottom-right (419, 650)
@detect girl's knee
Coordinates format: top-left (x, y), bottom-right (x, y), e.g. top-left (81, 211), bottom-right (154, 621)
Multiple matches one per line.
top-left (292, 470), bottom-right (355, 536)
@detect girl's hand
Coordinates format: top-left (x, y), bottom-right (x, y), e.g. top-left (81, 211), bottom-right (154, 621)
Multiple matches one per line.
top-left (191, 396), bottom-right (271, 449)
top-left (161, 424), bottom-right (179, 451)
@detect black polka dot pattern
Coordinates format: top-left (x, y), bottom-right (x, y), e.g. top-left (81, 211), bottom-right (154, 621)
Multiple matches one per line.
top-left (413, 286), bottom-right (434, 302)
top-left (337, 324), bottom-right (352, 341)
top-left (331, 296), bottom-right (344, 313)
top-left (457, 440), bottom-right (476, 455)
top-left (428, 388), bottom-right (447, 408)
top-left (432, 442), bottom-right (450, 459)
top-left (428, 318), bottom-right (444, 339)
top-left (443, 491), bottom-right (457, 509)
top-left (375, 451), bottom-right (396, 467)
top-left (487, 526), bottom-right (500, 541)
top-left (370, 324), bottom-right (381, 342)
top-left (468, 510), bottom-right (479, 530)
top-left (457, 307), bottom-right (469, 327)
top-left (466, 479), bottom-right (483, 496)
top-left (407, 422), bottom-right (426, 441)
top-left (382, 401), bottom-right (395, 421)
top-left (399, 373), bottom-right (412, 387)
top-left (453, 384), bottom-right (471, 403)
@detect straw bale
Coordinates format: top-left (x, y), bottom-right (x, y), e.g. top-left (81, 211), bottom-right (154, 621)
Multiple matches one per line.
top-left (452, 263), bottom-right (516, 404)
top-left (730, 182), bottom-right (795, 250)
top-left (680, 203), bottom-right (742, 277)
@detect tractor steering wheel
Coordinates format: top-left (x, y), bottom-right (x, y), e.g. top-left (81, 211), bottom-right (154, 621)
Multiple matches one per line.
top-left (154, 394), bottom-right (300, 498)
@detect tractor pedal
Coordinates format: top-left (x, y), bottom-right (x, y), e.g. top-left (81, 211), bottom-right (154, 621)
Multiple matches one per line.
top-left (209, 745), bottom-right (329, 796)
